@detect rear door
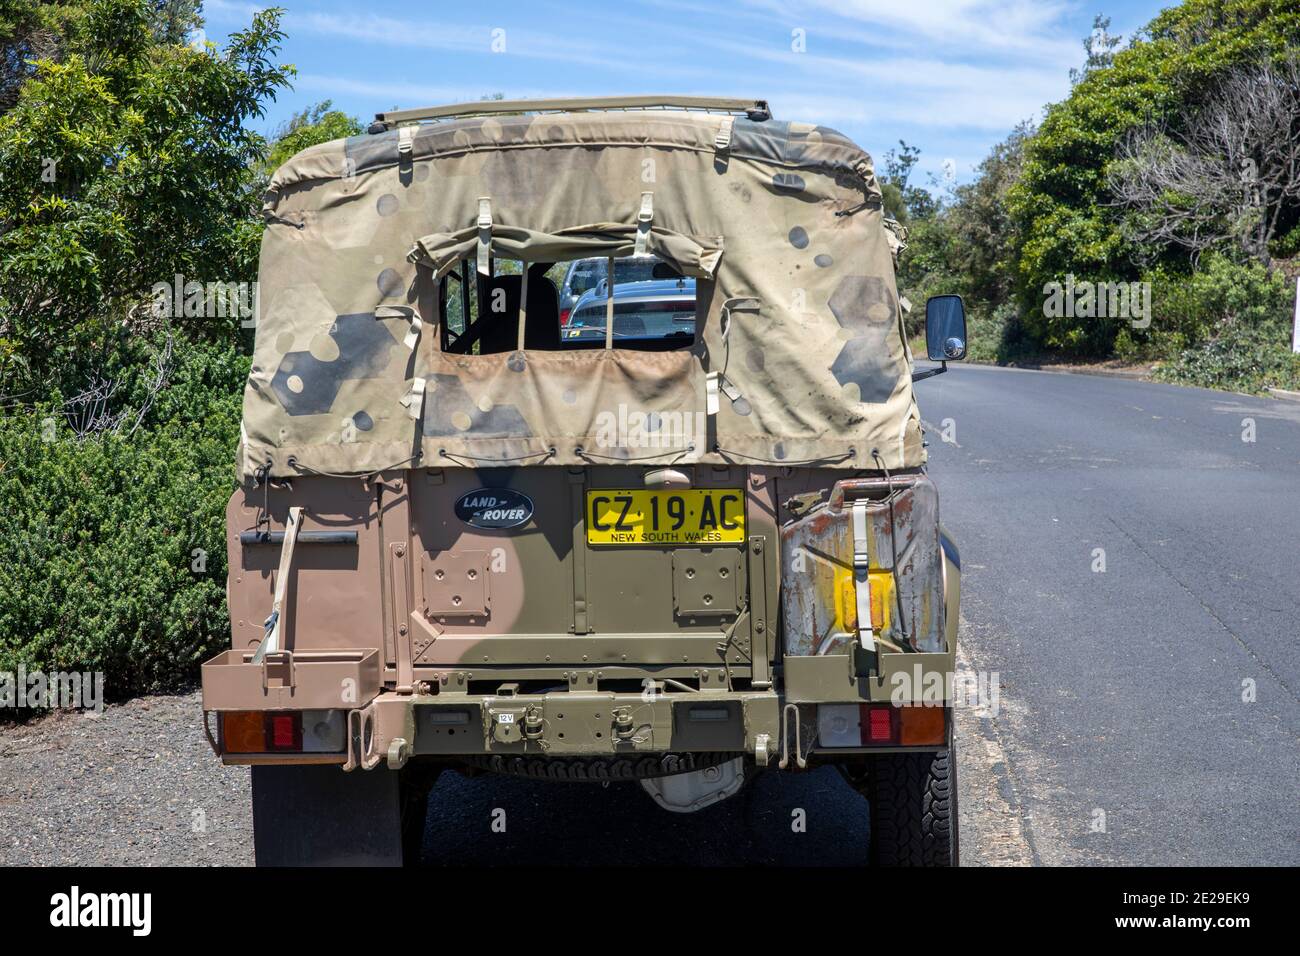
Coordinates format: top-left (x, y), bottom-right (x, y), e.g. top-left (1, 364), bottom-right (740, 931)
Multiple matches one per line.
top-left (406, 462), bottom-right (776, 692)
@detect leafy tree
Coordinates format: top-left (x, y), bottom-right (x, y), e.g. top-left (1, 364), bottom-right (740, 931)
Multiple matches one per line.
top-left (0, 1), bottom-right (88, 112)
top-left (1070, 14), bottom-right (1123, 85)
top-left (946, 122), bottom-right (1034, 312)
top-left (1008, 0), bottom-right (1300, 353)
top-left (893, 125), bottom-right (1033, 360)
top-left (260, 99), bottom-right (363, 177)
top-left (880, 140), bottom-right (936, 223)
top-left (0, 0), bottom-right (294, 398)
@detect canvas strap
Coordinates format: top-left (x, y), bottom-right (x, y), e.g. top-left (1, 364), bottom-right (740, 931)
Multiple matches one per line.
top-left (634, 192), bottom-right (653, 256)
top-left (714, 116), bottom-right (734, 168)
top-left (400, 376), bottom-right (426, 420)
top-left (851, 499), bottom-right (876, 653)
top-left (706, 372), bottom-right (741, 415)
top-left (375, 304), bottom-right (423, 350)
top-left (705, 372), bottom-right (721, 415)
top-left (706, 296), bottom-right (760, 416)
top-left (516, 264), bottom-right (529, 351)
top-left (252, 505), bottom-right (304, 664)
top-left (604, 255), bottom-right (616, 349)
top-left (476, 197), bottom-right (492, 276)
top-left (720, 295), bottom-right (761, 333)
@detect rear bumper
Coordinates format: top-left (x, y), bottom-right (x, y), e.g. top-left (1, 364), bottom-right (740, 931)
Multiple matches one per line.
top-left (391, 688), bottom-right (782, 761)
top-left (206, 687), bottom-right (784, 769)
top-left (202, 662), bottom-right (955, 771)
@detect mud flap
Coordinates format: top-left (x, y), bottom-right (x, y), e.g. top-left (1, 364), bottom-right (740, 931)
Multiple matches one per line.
top-left (251, 765), bottom-right (405, 866)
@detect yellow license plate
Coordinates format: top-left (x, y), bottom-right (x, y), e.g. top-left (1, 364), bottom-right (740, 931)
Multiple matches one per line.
top-left (586, 489), bottom-right (745, 546)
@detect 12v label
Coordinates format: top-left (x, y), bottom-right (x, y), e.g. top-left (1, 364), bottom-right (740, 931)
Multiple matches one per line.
top-left (586, 489), bottom-right (745, 546)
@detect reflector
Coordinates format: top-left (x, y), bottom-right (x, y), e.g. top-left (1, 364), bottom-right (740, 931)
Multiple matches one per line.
top-left (899, 705), bottom-right (946, 746)
top-left (267, 712), bottom-right (302, 751)
top-left (302, 709), bottom-right (346, 752)
top-left (221, 711), bottom-right (265, 753)
top-left (816, 703), bottom-right (863, 747)
top-left (865, 705), bottom-right (895, 743)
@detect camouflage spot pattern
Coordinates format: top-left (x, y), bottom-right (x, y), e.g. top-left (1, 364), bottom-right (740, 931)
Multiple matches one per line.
top-left (270, 313), bottom-right (399, 416)
top-left (242, 109), bottom-right (923, 478)
top-left (828, 276), bottom-right (901, 404)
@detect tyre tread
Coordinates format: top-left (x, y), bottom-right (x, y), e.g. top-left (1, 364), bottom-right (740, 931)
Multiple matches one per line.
top-left (867, 749), bottom-right (954, 867)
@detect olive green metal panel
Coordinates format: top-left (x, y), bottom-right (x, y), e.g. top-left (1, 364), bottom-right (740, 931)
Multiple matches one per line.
top-left (406, 690), bottom-right (778, 756)
top-left (864, 652), bottom-right (958, 704)
top-left (784, 654), bottom-right (858, 703)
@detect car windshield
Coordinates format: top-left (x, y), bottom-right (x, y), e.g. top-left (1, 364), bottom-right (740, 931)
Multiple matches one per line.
top-left (439, 255), bottom-right (695, 353)
top-left (566, 256), bottom-right (663, 297)
top-left (566, 278), bottom-right (696, 343)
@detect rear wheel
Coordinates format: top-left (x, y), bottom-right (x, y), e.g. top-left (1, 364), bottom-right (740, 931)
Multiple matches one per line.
top-left (398, 762), bottom-right (441, 866)
top-left (863, 743), bottom-right (958, 867)
top-left (251, 762), bottom-right (440, 866)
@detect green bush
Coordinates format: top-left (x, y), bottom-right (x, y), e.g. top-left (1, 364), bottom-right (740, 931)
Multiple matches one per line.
top-left (965, 302), bottom-right (1035, 364)
top-left (0, 341), bottom-right (246, 698)
top-left (1109, 254), bottom-right (1293, 362)
top-left (1153, 255), bottom-right (1299, 392)
top-left (1155, 322), bottom-right (1300, 393)
top-left (0, 1), bottom-right (295, 703)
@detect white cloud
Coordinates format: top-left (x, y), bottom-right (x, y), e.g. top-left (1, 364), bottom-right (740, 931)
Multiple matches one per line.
top-left (744, 0), bottom-right (1081, 60)
top-left (207, 1), bottom-right (637, 72)
top-left (211, 0), bottom-right (1112, 180)
top-left (293, 74), bottom-right (584, 109)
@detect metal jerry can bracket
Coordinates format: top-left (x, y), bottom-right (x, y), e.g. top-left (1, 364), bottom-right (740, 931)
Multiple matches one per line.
top-left (423, 550), bottom-right (491, 622)
top-left (672, 547), bottom-right (742, 618)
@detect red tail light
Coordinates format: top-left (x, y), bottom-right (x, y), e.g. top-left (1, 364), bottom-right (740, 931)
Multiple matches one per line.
top-left (817, 703), bottom-right (945, 748)
top-left (866, 705), bottom-right (895, 743)
top-left (559, 308), bottom-right (571, 326)
top-left (267, 713), bottom-right (302, 751)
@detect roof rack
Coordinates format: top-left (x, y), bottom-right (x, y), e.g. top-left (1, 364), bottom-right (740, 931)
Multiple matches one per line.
top-left (368, 96), bottom-right (771, 133)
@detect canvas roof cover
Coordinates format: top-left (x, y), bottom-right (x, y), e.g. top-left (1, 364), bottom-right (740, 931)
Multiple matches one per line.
top-left (242, 106), bottom-right (924, 479)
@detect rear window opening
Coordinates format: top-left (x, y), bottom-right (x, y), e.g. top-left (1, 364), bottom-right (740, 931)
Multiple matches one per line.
top-left (439, 254), bottom-right (696, 355)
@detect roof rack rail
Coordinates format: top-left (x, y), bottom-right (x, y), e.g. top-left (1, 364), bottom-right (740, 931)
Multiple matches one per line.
top-left (367, 96), bottom-right (771, 133)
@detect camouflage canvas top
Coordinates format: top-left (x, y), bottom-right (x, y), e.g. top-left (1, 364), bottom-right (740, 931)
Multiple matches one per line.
top-left (241, 107), bottom-right (924, 479)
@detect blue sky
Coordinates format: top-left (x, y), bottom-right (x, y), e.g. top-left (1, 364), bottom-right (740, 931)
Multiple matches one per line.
top-left (203, 0), bottom-right (1172, 186)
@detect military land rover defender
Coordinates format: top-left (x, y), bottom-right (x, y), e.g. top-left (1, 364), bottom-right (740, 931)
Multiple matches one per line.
top-left (199, 96), bottom-right (968, 866)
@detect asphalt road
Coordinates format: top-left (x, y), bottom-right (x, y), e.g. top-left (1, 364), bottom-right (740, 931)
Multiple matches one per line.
top-left (420, 365), bottom-right (1300, 866)
top-left (920, 364), bottom-right (1299, 865)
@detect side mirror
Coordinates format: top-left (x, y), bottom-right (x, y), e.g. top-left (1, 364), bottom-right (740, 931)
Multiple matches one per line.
top-left (925, 294), bottom-right (967, 362)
